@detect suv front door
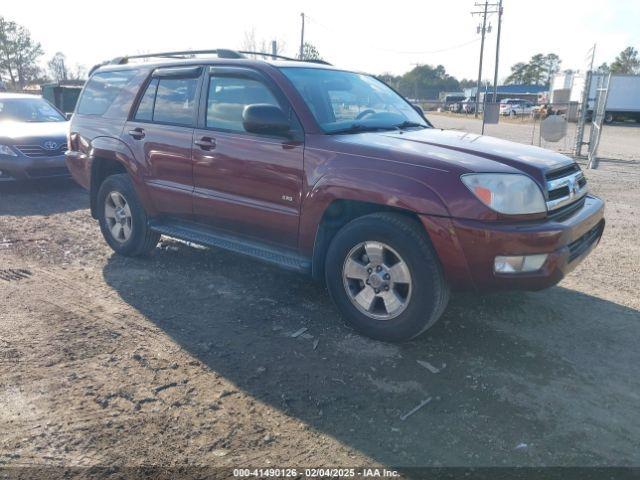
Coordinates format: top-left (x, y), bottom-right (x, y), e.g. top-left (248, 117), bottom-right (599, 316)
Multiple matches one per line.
top-left (192, 67), bottom-right (304, 248)
top-left (123, 66), bottom-right (202, 216)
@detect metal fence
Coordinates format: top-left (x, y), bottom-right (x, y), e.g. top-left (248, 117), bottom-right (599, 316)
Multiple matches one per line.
top-left (426, 97), bottom-right (638, 167)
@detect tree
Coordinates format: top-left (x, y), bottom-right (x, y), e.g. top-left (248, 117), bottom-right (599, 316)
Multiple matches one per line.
top-left (459, 78), bottom-right (477, 89)
top-left (377, 72), bottom-right (400, 90)
top-left (610, 46), bottom-right (640, 74)
top-left (69, 63), bottom-right (87, 80)
top-left (48, 52), bottom-right (68, 81)
top-left (397, 64), bottom-right (460, 100)
top-left (299, 42), bottom-right (322, 61)
top-left (596, 62), bottom-right (610, 74)
top-left (241, 29), bottom-right (287, 59)
top-left (0, 16), bottom-right (43, 89)
top-left (505, 53), bottom-right (561, 86)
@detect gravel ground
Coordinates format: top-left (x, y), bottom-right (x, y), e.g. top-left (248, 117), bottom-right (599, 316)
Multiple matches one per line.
top-left (1, 139), bottom-right (639, 475)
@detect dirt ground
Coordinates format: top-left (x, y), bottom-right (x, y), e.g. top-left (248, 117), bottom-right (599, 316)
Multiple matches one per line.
top-left (1, 140), bottom-right (639, 473)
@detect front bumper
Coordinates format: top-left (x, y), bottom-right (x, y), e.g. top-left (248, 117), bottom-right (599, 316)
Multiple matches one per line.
top-left (421, 195), bottom-right (605, 292)
top-left (0, 153), bottom-right (70, 181)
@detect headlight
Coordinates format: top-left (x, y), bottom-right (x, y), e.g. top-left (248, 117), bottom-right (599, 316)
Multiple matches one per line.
top-left (0, 144), bottom-right (17, 157)
top-left (461, 173), bottom-right (546, 215)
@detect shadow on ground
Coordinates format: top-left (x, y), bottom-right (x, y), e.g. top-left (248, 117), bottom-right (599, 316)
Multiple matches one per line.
top-left (0, 178), bottom-right (86, 216)
top-left (102, 240), bottom-right (640, 467)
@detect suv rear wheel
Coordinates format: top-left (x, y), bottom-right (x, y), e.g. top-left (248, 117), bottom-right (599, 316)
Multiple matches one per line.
top-left (97, 174), bottom-right (160, 256)
top-left (325, 212), bottom-right (449, 342)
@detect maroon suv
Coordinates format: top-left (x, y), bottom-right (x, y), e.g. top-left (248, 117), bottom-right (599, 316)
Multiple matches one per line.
top-left (66, 50), bottom-right (604, 342)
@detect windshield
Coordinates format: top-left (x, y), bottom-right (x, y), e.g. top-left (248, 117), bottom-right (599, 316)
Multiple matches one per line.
top-left (0, 97), bottom-right (66, 123)
top-left (280, 67), bottom-right (428, 133)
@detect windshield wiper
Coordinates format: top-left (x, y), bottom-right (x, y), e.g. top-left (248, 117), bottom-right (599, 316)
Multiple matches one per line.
top-left (394, 121), bottom-right (428, 130)
top-left (328, 124), bottom-right (398, 135)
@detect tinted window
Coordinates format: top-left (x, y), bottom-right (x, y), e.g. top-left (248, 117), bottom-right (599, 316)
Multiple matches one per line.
top-left (280, 67), bottom-right (426, 133)
top-left (0, 97), bottom-right (65, 122)
top-left (134, 78), bottom-right (158, 121)
top-left (153, 77), bottom-right (198, 126)
top-left (77, 70), bottom-right (136, 115)
top-left (206, 76), bottom-right (279, 132)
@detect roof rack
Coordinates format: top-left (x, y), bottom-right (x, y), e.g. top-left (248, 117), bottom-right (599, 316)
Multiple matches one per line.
top-left (89, 48), bottom-right (331, 75)
top-left (111, 49), bottom-right (331, 66)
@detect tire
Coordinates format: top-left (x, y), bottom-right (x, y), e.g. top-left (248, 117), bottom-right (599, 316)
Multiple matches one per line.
top-left (604, 113), bottom-right (614, 124)
top-left (97, 174), bottom-right (159, 256)
top-left (325, 212), bottom-right (450, 342)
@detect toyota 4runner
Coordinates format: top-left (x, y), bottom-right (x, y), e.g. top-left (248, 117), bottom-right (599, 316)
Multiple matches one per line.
top-left (66, 49), bottom-right (605, 342)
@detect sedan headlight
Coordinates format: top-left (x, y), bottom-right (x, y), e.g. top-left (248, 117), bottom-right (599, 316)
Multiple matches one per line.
top-left (461, 173), bottom-right (546, 215)
top-left (0, 144), bottom-right (17, 157)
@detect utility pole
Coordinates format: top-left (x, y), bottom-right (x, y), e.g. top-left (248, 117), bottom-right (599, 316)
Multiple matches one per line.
top-left (492, 0), bottom-right (503, 103)
top-left (299, 13), bottom-right (305, 60)
top-left (410, 62), bottom-right (421, 101)
top-left (471, 1), bottom-right (500, 117)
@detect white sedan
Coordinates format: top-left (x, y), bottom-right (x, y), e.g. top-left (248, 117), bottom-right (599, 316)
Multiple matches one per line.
top-left (500, 99), bottom-right (534, 116)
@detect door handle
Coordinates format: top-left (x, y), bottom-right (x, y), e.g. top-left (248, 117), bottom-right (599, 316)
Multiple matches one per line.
top-left (195, 137), bottom-right (216, 150)
top-left (128, 127), bottom-right (145, 140)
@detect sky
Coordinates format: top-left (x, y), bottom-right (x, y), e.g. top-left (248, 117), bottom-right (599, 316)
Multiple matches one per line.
top-left (3, 0), bottom-right (640, 83)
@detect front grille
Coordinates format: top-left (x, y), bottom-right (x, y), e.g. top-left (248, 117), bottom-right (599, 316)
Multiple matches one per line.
top-left (568, 220), bottom-right (604, 262)
top-left (15, 144), bottom-right (67, 158)
top-left (545, 164), bottom-right (588, 213)
top-left (545, 163), bottom-right (580, 180)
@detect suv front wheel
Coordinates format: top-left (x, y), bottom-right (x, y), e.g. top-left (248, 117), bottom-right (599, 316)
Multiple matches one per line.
top-left (325, 212), bottom-right (449, 342)
top-left (97, 174), bottom-right (160, 256)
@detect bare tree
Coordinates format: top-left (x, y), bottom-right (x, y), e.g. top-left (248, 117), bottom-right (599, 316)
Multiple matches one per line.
top-left (241, 29), bottom-right (258, 58)
top-left (69, 64), bottom-right (87, 81)
top-left (0, 16), bottom-right (44, 89)
top-left (241, 29), bottom-right (289, 59)
top-left (48, 52), bottom-right (68, 81)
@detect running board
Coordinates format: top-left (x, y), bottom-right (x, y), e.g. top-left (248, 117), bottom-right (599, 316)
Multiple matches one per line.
top-left (149, 219), bottom-right (311, 274)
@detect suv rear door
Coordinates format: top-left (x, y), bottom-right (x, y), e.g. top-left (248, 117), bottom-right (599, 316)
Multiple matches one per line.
top-left (123, 66), bottom-right (203, 216)
top-left (192, 66), bottom-right (304, 248)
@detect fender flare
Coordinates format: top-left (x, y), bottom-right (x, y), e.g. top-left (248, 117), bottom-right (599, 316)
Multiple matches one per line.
top-left (88, 136), bottom-right (148, 217)
top-left (299, 168), bottom-right (451, 268)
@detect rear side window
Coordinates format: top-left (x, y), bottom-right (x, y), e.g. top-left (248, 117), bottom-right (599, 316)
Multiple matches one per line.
top-left (133, 77), bottom-right (198, 126)
top-left (134, 78), bottom-right (158, 122)
top-left (153, 78), bottom-right (198, 126)
top-left (76, 70), bottom-right (136, 115)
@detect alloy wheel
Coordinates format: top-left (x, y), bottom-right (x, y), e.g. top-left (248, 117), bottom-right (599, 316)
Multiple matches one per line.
top-left (104, 191), bottom-right (133, 243)
top-left (342, 241), bottom-right (412, 320)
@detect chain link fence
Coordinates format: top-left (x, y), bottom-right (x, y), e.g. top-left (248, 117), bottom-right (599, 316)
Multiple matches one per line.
top-left (424, 100), bottom-right (639, 166)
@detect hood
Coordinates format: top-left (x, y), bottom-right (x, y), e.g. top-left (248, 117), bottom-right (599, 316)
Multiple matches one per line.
top-left (335, 127), bottom-right (574, 179)
top-left (0, 120), bottom-right (69, 143)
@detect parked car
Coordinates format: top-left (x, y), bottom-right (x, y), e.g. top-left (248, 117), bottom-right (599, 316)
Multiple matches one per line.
top-left (461, 97), bottom-right (476, 114)
top-left (500, 98), bottom-right (534, 116)
top-left (0, 93), bottom-right (70, 182)
top-left (66, 50), bottom-right (605, 342)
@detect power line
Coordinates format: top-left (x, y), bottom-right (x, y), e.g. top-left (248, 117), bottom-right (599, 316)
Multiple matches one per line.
top-left (304, 15), bottom-right (480, 56)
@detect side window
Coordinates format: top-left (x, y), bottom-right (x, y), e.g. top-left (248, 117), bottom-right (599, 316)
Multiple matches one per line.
top-left (206, 75), bottom-right (280, 132)
top-left (134, 78), bottom-right (158, 121)
top-left (153, 77), bottom-right (198, 126)
top-left (77, 70), bottom-right (136, 115)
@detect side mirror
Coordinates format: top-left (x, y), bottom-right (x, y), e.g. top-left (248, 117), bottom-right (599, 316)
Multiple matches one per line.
top-left (65, 112), bottom-right (73, 120)
top-left (242, 104), bottom-right (290, 136)
top-left (413, 104), bottom-right (425, 118)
